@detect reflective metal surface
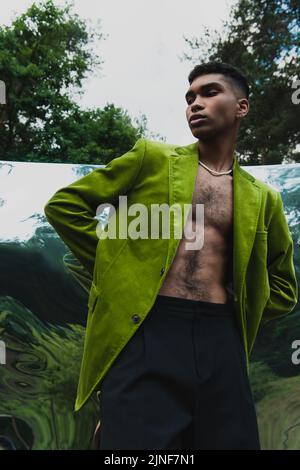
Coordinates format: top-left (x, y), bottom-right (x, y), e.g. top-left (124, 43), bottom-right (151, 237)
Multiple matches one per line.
top-left (0, 160), bottom-right (299, 449)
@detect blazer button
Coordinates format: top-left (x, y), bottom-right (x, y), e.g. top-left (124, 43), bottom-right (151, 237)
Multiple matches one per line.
top-left (160, 267), bottom-right (165, 276)
top-left (131, 314), bottom-right (141, 324)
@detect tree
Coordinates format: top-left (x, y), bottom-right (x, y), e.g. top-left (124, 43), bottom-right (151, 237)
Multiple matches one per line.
top-left (181, 0), bottom-right (300, 165)
top-left (0, 0), bottom-right (157, 163)
top-left (31, 101), bottom-right (149, 164)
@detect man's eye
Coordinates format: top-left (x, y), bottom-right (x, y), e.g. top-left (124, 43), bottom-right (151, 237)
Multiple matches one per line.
top-left (186, 90), bottom-right (218, 103)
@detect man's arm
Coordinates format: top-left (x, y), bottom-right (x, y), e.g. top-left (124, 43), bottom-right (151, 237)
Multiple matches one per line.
top-left (44, 138), bottom-right (146, 276)
top-left (262, 190), bottom-right (298, 324)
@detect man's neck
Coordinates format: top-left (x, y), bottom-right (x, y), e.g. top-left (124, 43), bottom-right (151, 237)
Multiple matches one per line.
top-left (197, 136), bottom-right (236, 173)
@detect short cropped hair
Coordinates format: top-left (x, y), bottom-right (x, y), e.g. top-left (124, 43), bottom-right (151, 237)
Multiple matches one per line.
top-left (188, 61), bottom-right (250, 99)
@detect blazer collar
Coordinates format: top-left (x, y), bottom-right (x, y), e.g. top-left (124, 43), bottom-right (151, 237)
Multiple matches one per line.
top-left (173, 140), bottom-right (255, 181)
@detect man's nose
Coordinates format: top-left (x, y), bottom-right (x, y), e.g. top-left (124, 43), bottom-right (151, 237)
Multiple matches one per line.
top-left (191, 96), bottom-right (205, 111)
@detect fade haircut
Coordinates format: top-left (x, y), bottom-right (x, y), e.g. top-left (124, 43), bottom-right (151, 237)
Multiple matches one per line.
top-left (188, 61), bottom-right (250, 100)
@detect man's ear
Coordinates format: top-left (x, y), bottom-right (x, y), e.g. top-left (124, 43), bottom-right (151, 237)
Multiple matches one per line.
top-left (236, 98), bottom-right (249, 119)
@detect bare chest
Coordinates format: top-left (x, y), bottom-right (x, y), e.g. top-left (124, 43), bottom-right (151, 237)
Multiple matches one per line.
top-left (191, 167), bottom-right (233, 237)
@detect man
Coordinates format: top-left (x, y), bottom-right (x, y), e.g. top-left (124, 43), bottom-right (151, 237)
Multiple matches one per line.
top-left (44, 62), bottom-right (298, 450)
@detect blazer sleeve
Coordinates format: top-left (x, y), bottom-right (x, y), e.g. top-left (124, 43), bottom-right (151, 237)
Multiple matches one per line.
top-left (262, 190), bottom-right (298, 324)
top-left (44, 138), bottom-right (146, 276)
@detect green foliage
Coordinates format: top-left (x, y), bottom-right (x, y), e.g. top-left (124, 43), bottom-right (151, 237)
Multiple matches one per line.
top-left (0, 0), bottom-right (156, 163)
top-left (181, 0), bottom-right (300, 164)
top-left (24, 101), bottom-right (148, 164)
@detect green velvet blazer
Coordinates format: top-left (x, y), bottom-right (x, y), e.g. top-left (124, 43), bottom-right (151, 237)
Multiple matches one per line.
top-left (44, 138), bottom-right (298, 413)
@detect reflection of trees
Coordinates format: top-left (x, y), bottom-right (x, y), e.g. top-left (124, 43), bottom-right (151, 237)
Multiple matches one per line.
top-left (0, 162), bottom-right (13, 175)
top-left (252, 173), bottom-right (300, 378)
top-left (63, 250), bottom-right (92, 294)
top-left (0, 237), bottom-right (89, 326)
top-left (281, 180), bottom-right (300, 281)
top-left (0, 297), bottom-right (98, 449)
top-left (72, 164), bottom-right (103, 179)
top-left (248, 165), bottom-right (300, 277)
top-left (255, 373), bottom-right (300, 450)
top-left (20, 212), bottom-right (48, 225)
top-left (240, 166), bottom-right (300, 450)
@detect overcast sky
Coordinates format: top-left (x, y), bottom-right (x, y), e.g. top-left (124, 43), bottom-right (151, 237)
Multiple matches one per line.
top-left (1, 0), bottom-right (236, 145)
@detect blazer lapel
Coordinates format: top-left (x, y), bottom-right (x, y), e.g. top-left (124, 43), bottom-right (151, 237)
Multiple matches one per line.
top-left (232, 157), bottom-right (262, 300)
top-left (169, 141), bottom-right (262, 303)
top-left (167, 143), bottom-right (199, 266)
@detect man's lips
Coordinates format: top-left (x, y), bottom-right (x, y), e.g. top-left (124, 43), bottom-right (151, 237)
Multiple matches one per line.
top-left (189, 116), bottom-right (208, 127)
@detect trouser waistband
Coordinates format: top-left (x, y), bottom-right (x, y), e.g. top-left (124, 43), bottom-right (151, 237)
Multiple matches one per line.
top-left (154, 294), bottom-right (235, 316)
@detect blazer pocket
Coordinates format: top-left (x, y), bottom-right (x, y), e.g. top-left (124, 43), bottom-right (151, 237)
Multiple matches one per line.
top-left (88, 282), bottom-right (100, 314)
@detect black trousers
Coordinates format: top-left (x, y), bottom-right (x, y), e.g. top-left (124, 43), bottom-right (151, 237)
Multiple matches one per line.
top-left (98, 294), bottom-right (261, 450)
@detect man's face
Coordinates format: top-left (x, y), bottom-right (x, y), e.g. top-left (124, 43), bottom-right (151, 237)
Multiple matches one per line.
top-left (185, 73), bottom-right (245, 140)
